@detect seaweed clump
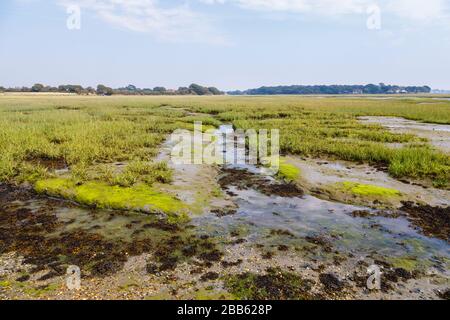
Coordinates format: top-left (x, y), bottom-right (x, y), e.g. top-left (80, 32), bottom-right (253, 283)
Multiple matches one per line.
top-left (224, 268), bottom-right (316, 300)
top-left (400, 201), bottom-right (450, 242)
top-left (0, 184), bottom-right (223, 280)
top-left (218, 168), bottom-right (303, 198)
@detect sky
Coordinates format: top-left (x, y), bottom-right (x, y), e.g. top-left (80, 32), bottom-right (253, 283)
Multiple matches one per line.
top-left (0, 0), bottom-right (450, 91)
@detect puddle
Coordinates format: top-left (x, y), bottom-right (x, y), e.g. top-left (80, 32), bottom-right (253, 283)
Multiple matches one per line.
top-left (359, 116), bottom-right (450, 153)
top-left (189, 129), bottom-right (449, 260)
top-left (194, 188), bottom-right (448, 262)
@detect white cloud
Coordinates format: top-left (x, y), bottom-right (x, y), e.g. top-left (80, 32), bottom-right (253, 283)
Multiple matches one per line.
top-left (201, 0), bottom-right (450, 23)
top-left (232, 0), bottom-right (367, 15)
top-left (387, 0), bottom-right (449, 22)
top-left (58, 0), bottom-right (230, 45)
top-left (55, 0), bottom-right (449, 44)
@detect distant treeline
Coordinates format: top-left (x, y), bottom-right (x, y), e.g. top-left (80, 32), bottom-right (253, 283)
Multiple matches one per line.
top-left (0, 83), bottom-right (224, 96)
top-left (228, 84), bottom-right (432, 95)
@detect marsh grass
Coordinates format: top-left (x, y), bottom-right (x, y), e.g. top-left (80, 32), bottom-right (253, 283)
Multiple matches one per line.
top-left (0, 96), bottom-right (200, 187)
top-left (171, 95), bottom-right (449, 188)
top-left (1, 95), bottom-right (449, 190)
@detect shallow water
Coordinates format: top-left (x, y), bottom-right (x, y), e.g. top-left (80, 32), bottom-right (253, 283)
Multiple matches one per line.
top-left (14, 197), bottom-right (168, 243)
top-left (193, 125), bottom-right (449, 271)
top-left (194, 189), bottom-right (448, 262)
top-left (1, 124), bottom-right (448, 299)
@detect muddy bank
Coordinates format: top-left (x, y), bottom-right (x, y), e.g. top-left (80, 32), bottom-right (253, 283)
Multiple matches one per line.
top-left (218, 168), bottom-right (304, 198)
top-left (156, 134), bottom-right (235, 216)
top-left (1, 180), bottom-right (449, 300)
top-left (285, 156), bottom-right (450, 208)
top-left (0, 184), bottom-right (223, 281)
top-left (359, 116), bottom-right (450, 153)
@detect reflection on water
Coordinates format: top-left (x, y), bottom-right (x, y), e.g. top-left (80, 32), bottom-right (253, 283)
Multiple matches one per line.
top-left (193, 125), bottom-right (450, 270)
top-left (194, 188), bottom-right (449, 261)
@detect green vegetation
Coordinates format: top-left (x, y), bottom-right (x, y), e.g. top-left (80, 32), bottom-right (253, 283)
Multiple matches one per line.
top-left (4, 83), bottom-right (224, 96)
top-left (194, 288), bottom-right (236, 300)
top-left (0, 95), bottom-right (449, 201)
top-left (389, 146), bottom-right (450, 188)
top-left (35, 178), bottom-right (187, 216)
top-left (387, 256), bottom-right (420, 272)
top-left (277, 158), bottom-right (301, 182)
top-left (338, 182), bottom-right (401, 197)
top-left (173, 95), bottom-right (449, 187)
top-left (0, 94), bottom-right (448, 300)
top-left (0, 96), bottom-right (213, 187)
top-left (0, 280), bottom-right (12, 288)
top-left (23, 283), bottom-right (60, 297)
top-left (229, 84), bottom-right (431, 95)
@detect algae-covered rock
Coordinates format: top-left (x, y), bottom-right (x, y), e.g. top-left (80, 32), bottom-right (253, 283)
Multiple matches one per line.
top-left (35, 178), bottom-right (187, 215)
top-left (339, 182), bottom-right (402, 197)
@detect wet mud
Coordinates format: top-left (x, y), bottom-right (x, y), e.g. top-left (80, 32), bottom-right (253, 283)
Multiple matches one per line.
top-left (25, 154), bottom-right (68, 171)
top-left (0, 184), bottom-right (223, 281)
top-left (1, 124), bottom-right (449, 300)
top-left (286, 155), bottom-right (450, 208)
top-left (218, 168), bottom-right (304, 198)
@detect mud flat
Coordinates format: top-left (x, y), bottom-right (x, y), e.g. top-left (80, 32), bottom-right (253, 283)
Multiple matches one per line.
top-left (1, 170), bottom-right (449, 300)
top-left (156, 134), bottom-right (236, 215)
top-left (284, 156), bottom-right (450, 208)
top-left (0, 125), bottom-right (449, 300)
top-left (359, 116), bottom-right (450, 153)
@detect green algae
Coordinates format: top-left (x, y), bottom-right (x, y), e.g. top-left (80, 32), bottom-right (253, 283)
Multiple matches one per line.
top-left (195, 288), bottom-right (236, 300)
top-left (1, 279), bottom-right (60, 297)
top-left (339, 182), bottom-right (401, 198)
top-left (23, 283), bottom-right (60, 297)
top-left (263, 156), bottom-right (301, 182)
top-left (402, 238), bottom-right (428, 255)
top-left (277, 159), bottom-right (301, 182)
top-left (387, 256), bottom-right (420, 272)
top-left (35, 178), bottom-right (187, 215)
top-left (145, 291), bottom-right (175, 300)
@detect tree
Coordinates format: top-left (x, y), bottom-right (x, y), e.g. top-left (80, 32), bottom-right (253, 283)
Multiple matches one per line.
top-left (85, 87), bottom-right (96, 95)
top-left (227, 84), bottom-right (432, 95)
top-left (141, 88), bottom-right (153, 95)
top-left (189, 84), bottom-right (211, 95)
top-left (177, 87), bottom-right (191, 95)
top-left (153, 87), bottom-right (167, 94)
top-left (31, 83), bottom-right (45, 92)
top-left (208, 87), bottom-right (223, 95)
top-left (126, 84), bottom-right (137, 92)
top-left (97, 84), bottom-right (113, 96)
